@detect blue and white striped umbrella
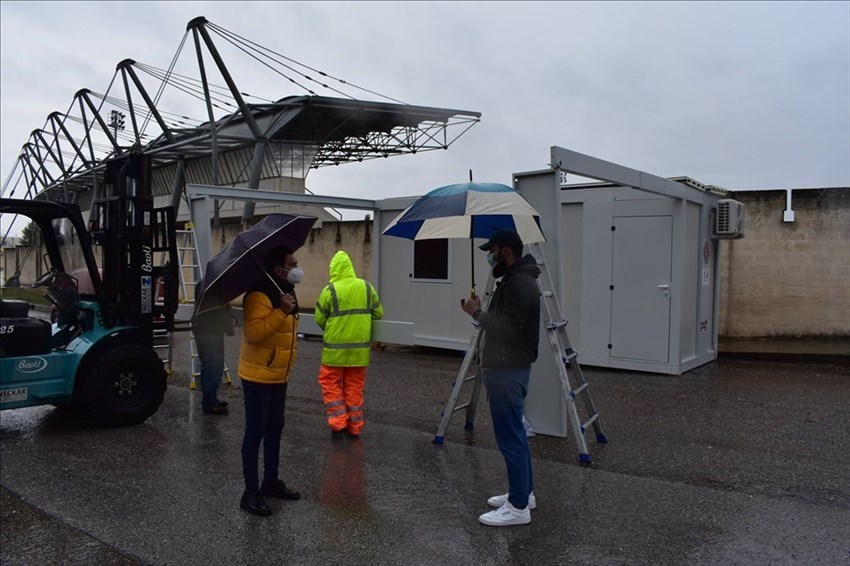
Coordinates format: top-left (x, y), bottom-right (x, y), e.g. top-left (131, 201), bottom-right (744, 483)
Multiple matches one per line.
top-left (382, 182), bottom-right (546, 244)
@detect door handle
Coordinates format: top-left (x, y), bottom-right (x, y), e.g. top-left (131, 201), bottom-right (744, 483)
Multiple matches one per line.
top-left (657, 283), bottom-right (670, 297)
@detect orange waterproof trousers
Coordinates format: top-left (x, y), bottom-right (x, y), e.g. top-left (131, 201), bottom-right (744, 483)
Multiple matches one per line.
top-left (318, 364), bottom-right (366, 434)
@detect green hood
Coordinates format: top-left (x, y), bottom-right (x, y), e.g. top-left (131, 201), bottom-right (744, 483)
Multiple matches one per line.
top-left (328, 250), bottom-right (356, 282)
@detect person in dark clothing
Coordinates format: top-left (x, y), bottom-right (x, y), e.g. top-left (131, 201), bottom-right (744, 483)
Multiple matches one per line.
top-left (191, 278), bottom-right (237, 415)
top-left (461, 228), bottom-right (541, 527)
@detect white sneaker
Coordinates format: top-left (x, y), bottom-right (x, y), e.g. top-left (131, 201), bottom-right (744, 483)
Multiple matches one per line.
top-left (479, 501), bottom-right (531, 526)
top-left (487, 491), bottom-right (536, 510)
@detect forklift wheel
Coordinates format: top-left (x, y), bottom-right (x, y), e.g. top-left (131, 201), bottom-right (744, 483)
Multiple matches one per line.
top-left (79, 343), bottom-right (167, 426)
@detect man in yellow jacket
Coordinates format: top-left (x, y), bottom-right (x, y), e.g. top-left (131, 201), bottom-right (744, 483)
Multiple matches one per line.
top-left (237, 245), bottom-right (304, 516)
top-left (315, 250), bottom-right (383, 438)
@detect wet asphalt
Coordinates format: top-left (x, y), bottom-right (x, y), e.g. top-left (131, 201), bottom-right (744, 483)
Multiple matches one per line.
top-left (1, 329), bottom-right (849, 565)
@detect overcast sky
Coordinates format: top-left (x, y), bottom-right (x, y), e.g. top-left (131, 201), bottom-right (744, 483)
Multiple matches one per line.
top-left (1, 1), bottom-right (848, 231)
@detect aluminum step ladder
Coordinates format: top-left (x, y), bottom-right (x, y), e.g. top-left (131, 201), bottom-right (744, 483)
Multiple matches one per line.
top-left (530, 242), bottom-right (607, 462)
top-left (433, 243), bottom-right (607, 463)
top-left (176, 223), bottom-right (200, 305)
top-left (153, 276), bottom-right (174, 377)
top-left (177, 223), bottom-right (232, 390)
top-left (432, 274), bottom-right (495, 444)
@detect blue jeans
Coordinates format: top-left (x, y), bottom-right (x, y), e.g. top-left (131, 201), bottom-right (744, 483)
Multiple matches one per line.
top-left (241, 379), bottom-right (288, 493)
top-left (194, 332), bottom-right (224, 410)
top-left (484, 366), bottom-right (534, 509)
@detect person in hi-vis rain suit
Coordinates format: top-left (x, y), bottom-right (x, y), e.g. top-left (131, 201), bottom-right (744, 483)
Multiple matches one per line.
top-left (314, 250), bottom-right (383, 438)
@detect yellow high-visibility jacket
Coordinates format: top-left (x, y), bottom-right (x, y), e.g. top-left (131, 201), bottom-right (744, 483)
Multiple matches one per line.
top-left (238, 283), bottom-right (299, 384)
top-left (315, 251), bottom-right (383, 367)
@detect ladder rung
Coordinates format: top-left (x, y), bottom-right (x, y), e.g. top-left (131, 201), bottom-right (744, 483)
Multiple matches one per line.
top-left (546, 320), bottom-right (567, 330)
top-left (580, 412), bottom-right (599, 433)
top-left (453, 402), bottom-right (471, 413)
top-left (569, 382), bottom-right (588, 398)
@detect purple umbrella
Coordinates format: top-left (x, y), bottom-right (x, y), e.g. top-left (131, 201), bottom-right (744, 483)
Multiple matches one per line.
top-left (195, 213), bottom-right (317, 314)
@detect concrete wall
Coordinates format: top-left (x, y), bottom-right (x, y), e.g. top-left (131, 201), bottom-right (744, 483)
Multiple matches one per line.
top-left (5, 187), bottom-right (848, 340)
top-left (287, 219), bottom-right (375, 310)
top-left (1, 219), bottom-right (375, 313)
top-left (181, 219), bottom-right (374, 309)
top-left (719, 188), bottom-right (850, 338)
top-left (1, 245), bottom-right (48, 286)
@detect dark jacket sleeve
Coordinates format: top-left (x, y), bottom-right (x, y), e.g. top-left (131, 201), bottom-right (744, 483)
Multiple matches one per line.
top-left (193, 305), bottom-right (236, 336)
top-left (476, 273), bottom-right (537, 342)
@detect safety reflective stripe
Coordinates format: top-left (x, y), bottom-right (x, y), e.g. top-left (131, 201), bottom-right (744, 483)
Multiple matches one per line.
top-left (347, 405), bottom-right (362, 412)
top-left (315, 303), bottom-right (330, 317)
top-left (349, 414), bottom-right (364, 422)
top-left (325, 400), bottom-right (346, 417)
top-left (329, 283), bottom-right (340, 313)
top-left (329, 308), bottom-right (373, 316)
top-left (325, 282), bottom-right (379, 318)
top-left (366, 282), bottom-right (381, 312)
top-left (323, 342), bottom-right (371, 350)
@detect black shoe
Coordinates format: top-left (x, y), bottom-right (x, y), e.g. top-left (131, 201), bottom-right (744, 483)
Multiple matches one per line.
top-left (331, 429), bottom-right (345, 440)
top-left (345, 430), bottom-right (360, 439)
top-left (260, 479), bottom-right (301, 500)
top-left (203, 401), bottom-right (229, 415)
top-left (240, 491), bottom-right (271, 516)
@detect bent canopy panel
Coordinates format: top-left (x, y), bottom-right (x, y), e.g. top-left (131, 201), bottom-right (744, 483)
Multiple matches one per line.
top-left (4, 18), bottom-right (480, 204)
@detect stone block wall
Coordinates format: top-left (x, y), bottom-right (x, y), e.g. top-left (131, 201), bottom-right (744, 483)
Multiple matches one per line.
top-left (181, 219), bottom-right (374, 309)
top-left (1, 219), bottom-right (375, 312)
top-left (719, 188), bottom-right (849, 338)
top-left (5, 190), bottom-right (848, 340)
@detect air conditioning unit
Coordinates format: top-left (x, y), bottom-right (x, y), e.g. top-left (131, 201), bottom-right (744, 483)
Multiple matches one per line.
top-left (713, 199), bottom-right (745, 239)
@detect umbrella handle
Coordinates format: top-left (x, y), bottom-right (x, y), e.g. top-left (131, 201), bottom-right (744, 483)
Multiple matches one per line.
top-left (248, 254), bottom-right (286, 298)
top-left (264, 269), bottom-right (285, 295)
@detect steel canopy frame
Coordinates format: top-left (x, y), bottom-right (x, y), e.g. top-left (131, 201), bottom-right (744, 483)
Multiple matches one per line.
top-left (2, 16), bottom-right (481, 219)
top-left (184, 183), bottom-right (415, 344)
top-left (186, 184), bottom-right (378, 271)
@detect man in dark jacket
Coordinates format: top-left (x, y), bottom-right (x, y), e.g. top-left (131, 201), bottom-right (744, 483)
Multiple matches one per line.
top-left (461, 229), bottom-right (541, 527)
top-left (191, 278), bottom-right (236, 415)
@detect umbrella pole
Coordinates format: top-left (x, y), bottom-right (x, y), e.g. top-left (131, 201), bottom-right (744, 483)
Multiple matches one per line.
top-left (264, 269), bottom-right (285, 295)
top-left (470, 238), bottom-right (476, 298)
top-left (469, 168), bottom-right (475, 297)
top-left (250, 253), bottom-right (285, 295)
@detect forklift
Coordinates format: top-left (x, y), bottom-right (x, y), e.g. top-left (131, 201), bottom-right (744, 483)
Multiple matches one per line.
top-left (0, 153), bottom-right (179, 426)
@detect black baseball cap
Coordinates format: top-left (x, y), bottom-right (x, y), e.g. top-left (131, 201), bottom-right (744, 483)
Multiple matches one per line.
top-left (479, 229), bottom-right (523, 254)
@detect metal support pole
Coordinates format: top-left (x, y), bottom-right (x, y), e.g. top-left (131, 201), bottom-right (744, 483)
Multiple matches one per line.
top-left (241, 140), bottom-right (267, 223)
top-left (169, 159), bottom-right (186, 211)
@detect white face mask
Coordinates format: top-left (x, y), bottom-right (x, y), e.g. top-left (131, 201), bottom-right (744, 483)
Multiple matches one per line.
top-left (286, 267), bottom-right (304, 285)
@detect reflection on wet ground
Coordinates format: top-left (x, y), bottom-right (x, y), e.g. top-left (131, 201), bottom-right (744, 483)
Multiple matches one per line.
top-left (2, 334), bottom-right (849, 565)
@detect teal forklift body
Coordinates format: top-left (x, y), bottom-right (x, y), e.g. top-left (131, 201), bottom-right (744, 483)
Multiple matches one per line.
top-left (0, 301), bottom-right (134, 410)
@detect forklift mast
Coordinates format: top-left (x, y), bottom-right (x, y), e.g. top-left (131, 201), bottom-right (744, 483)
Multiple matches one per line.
top-left (90, 154), bottom-right (178, 347)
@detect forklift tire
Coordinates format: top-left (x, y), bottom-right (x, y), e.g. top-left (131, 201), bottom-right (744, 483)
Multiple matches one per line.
top-left (78, 343), bottom-right (167, 426)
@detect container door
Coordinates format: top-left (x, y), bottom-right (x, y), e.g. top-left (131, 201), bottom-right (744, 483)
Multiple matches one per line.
top-left (609, 215), bottom-right (673, 362)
